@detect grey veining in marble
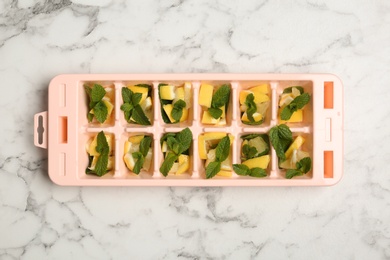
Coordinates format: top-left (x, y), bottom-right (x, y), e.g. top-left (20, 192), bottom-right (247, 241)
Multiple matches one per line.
top-left (1, 0), bottom-right (390, 259)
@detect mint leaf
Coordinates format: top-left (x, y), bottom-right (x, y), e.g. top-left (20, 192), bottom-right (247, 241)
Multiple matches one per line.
top-left (96, 131), bottom-right (109, 154)
top-left (122, 87), bottom-right (133, 103)
top-left (176, 127), bottom-right (192, 154)
top-left (160, 152), bottom-right (178, 176)
top-left (87, 112), bottom-right (94, 123)
top-left (91, 84), bottom-right (106, 103)
top-left (131, 105), bottom-right (151, 125)
top-left (95, 155), bottom-right (108, 176)
top-left (233, 164), bottom-right (250, 176)
top-left (242, 144), bottom-right (257, 160)
top-left (160, 133), bottom-right (176, 146)
top-left (211, 85), bottom-right (230, 108)
top-left (296, 157), bottom-right (311, 173)
top-left (94, 131), bottom-right (109, 176)
top-left (167, 136), bottom-right (181, 154)
top-left (208, 107), bottom-right (222, 119)
top-left (132, 152), bottom-right (144, 174)
top-left (244, 93), bottom-right (257, 122)
top-left (120, 103), bottom-right (133, 113)
top-left (171, 100), bottom-right (186, 122)
top-left (139, 136), bottom-right (152, 157)
top-left (84, 85), bottom-right (92, 99)
top-left (93, 101), bottom-right (108, 123)
top-left (277, 124), bottom-right (293, 141)
top-left (269, 124), bottom-right (293, 161)
top-left (293, 93), bottom-right (310, 109)
top-left (283, 86), bottom-right (304, 94)
top-left (286, 169), bottom-right (303, 179)
top-left (132, 92), bottom-right (143, 106)
top-left (215, 136), bottom-right (231, 162)
top-left (206, 161), bottom-right (221, 179)
top-left (249, 168), bottom-right (267, 178)
top-left (281, 106), bottom-right (293, 120)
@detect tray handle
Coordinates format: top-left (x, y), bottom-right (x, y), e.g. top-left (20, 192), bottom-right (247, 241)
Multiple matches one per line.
top-left (34, 111), bottom-right (48, 149)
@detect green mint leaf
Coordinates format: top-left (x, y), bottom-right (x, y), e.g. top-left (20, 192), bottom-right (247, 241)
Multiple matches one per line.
top-left (244, 93), bottom-right (257, 122)
top-left (292, 93), bottom-right (310, 109)
top-left (170, 100), bottom-right (186, 123)
top-left (176, 127), bottom-right (193, 154)
top-left (296, 157), bottom-right (311, 173)
top-left (87, 112), bottom-right (94, 123)
top-left (283, 86), bottom-right (304, 94)
top-left (139, 136), bottom-right (152, 157)
top-left (131, 105), bottom-right (151, 125)
top-left (159, 152), bottom-right (178, 177)
top-left (206, 161), bottom-right (221, 179)
top-left (232, 164), bottom-right (250, 176)
top-left (95, 155), bottom-right (109, 176)
top-left (269, 126), bottom-right (286, 161)
top-left (120, 103), bottom-right (133, 113)
top-left (84, 85), bottom-right (92, 99)
top-left (124, 110), bottom-right (131, 121)
top-left (93, 101), bottom-right (108, 123)
top-left (208, 107), bottom-right (223, 119)
top-left (249, 168), bottom-right (267, 178)
top-left (121, 87), bottom-right (133, 103)
top-left (160, 133), bottom-right (176, 146)
top-left (91, 84), bottom-right (106, 103)
top-left (243, 144), bottom-right (257, 160)
top-left (278, 124), bottom-right (293, 141)
top-left (96, 131), bottom-right (109, 154)
top-left (132, 92), bottom-right (143, 106)
top-left (211, 85), bottom-right (230, 108)
top-left (281, 106), bottom-right (293, 120)
top-left (133, 153), bottom-right (145, 175)
top-left (286, 169), bottom-right (303, 179)
top-left (174, 99), bottom-right (186, 109)
top-left (215, 136), bottom-right (231, 162)
top-left (94, 131), bottom-right (110, 176)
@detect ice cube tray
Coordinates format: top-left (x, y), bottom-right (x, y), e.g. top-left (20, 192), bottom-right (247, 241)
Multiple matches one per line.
top-left (34, 74), bottom-right (343, 186)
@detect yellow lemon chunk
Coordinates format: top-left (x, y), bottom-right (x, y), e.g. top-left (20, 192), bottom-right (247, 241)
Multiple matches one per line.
top-left (199, 84), bottom-right (214, 108)
top-left (285, 135), bottom-right (305, 159)
top-left (198, 132), bottom-right (227, 159)
top-left (280, 150), bottom-right (310, 169)
top-left (163, 104), bottom-right (175, 123)
top-left (173, 87), bottom-right (185, 104)
top-left (128, 86), bottom-right (148, 103)
top-left (169, 162), bottom-right (179, 174)
top-left (201, 111), bottom-right (220, 125)
top-left (128, 135), bottom-right (144, 144)
top-left (279, 109), bottom-right (303, 123)
top-left (140, 96), bottom-right (152, 111)
top-left (239, 90), bottom-right (252, 104)
top-left (88, 134), bottom-right (113, 156)
top-left (220, 105), bottom-right (226, 119)
top-left (242, 155), bottom-right (270, 169)
top-left (221, 152), bottom-right (232, 171)
top-left (102, 98), bottom-right (114, 118)
top-left (217, 170), bottom-right (232, 177)
top-left (241, 112), bottom-right (263, 122)
top-left (91, 156), bottom-right (114, 170)
top-left (180, 108), bottom-right (188, 122)
top-left (176, 154), bottom-right (190, 175)
top-left (184, 82), bottom-right (192, 108)
top-left (143, 148), bottom-right (153, 171)
top-left (124, 153), bottom-right (135, 171)
top-left (240, 90), bottom-right (269, 104)
top-left (160, 85), bottom-right (176, 100)
top-left (248, 136), bottom-right (268, 156)
top-left (250, 84), bottom-right (269, 94)
top-left (124, 140), bottom-right (131, 154)
top-left (279, 93), bottom-right (294, 107)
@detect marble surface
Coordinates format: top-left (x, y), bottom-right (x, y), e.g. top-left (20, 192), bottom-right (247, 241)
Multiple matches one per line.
top-left (1, 0), bottom-right (390, 259)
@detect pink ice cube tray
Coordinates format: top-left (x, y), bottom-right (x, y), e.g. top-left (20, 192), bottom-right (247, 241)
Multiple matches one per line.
top-left (34, 74), bottom-right (343, 186)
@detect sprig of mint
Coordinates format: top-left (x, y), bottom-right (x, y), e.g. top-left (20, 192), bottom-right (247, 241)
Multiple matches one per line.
top-left (241, 134), bottom-right (270, 158)
top-left (280, 92), bottom-right (310, 120)
top-left (120, 87), bottom-right (151, 125)
top-left (232, 164), bottom-right (267, 178)
top-left (84, 84), bottom-right (108, 123)
top-left (269, 124), bottom-right (293, 162)
top-left (205, 135), bottom-right (231, 179)
top-left (244, 93), bottom-right (257, 122)
top-left (131, 136), bottom-right (152, 175)
top-left (242, 144), bottom-right (258, 159)
top-left (171, 99), bottom-right (186, 123)
top-left (159, 127), bottom-right (193, 176)
top-left (286, 157), bottom-right (311, 179)
top-left (86, 131), bottom-right (110, 177)
top-left (208, 84), bottom-right (230, 119)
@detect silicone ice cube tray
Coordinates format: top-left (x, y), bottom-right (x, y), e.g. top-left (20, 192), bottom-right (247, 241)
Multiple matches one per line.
top-left (34, 74), bottom-right (343, 186)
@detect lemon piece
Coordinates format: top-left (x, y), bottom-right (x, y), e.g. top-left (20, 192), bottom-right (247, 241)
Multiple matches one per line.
top-left (279, 93), bottom-right (294, 107)
top-left (201, 111), bottom-right (220, 124)
top-left (161, 141), bottom-right (168, 153)
top-left (160, 85), bottom-right (176, 100)
top-left (242, 155), bottom-right (270, 169)
top-left (256, 101), bottom-right (270, 115)
top-left (240, 90), bottom-right (269, 104)
top-left (198, 136), bottom-right (208, 160)
top-left (107, 156), bottom-right (114, 170)
top-left (205, 148), bottom-right (216, 167)
top-left (128, 135), bottom-right (144, 144)
top-left (140, 97), bottom-right (152, 111)
top-left (279, 109), bottom-right (303, 123)
top-left (292, 87), bottom-right (301, 97)
top-left (143, 148), bottom-right (153, 171)
top-left (248, 137), bottom-right (268, 156)
top-left (163, 104), bottom-right (175, 123)
top-left (285, 135), bottom-right (305, 159)
top-left (239, 90), bottom-right (253, 104)
top-left (240, 104), bottom-right (247, 112)
top-left (250, 84), bottom-right (269, 94)
top-left (184, 82), bottom-right (192, 108)
top-left (124, 153), bottom-right (135, 171)
top-left (124, 140), bottom-right (131, 154)
top-left (216, 117), bottom-right (226, 126)
top-left (173, 87), bottom-right (185, 104)
top-left (241, 112), bottom-right (263, 122)
top-left (169, 162), bottom-right (179, 174)
top-left (176, 154), bottom-right (190, 175)
top-left (217, 170), bottom-right (232, 177)
top-left (221, 152), bottom-right (232, 171)
top-left (199, 84), bottom-right (214, 108)
top-left (102, 98), bottom-right (114, 117)
top-left (128, 86), bottom-right (148, 103)
top-left (180, 108), bottom-right (188, 122)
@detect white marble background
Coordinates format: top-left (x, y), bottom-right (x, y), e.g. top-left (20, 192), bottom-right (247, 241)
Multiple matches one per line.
top-left (0, 0), bottom-right (389, 259)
